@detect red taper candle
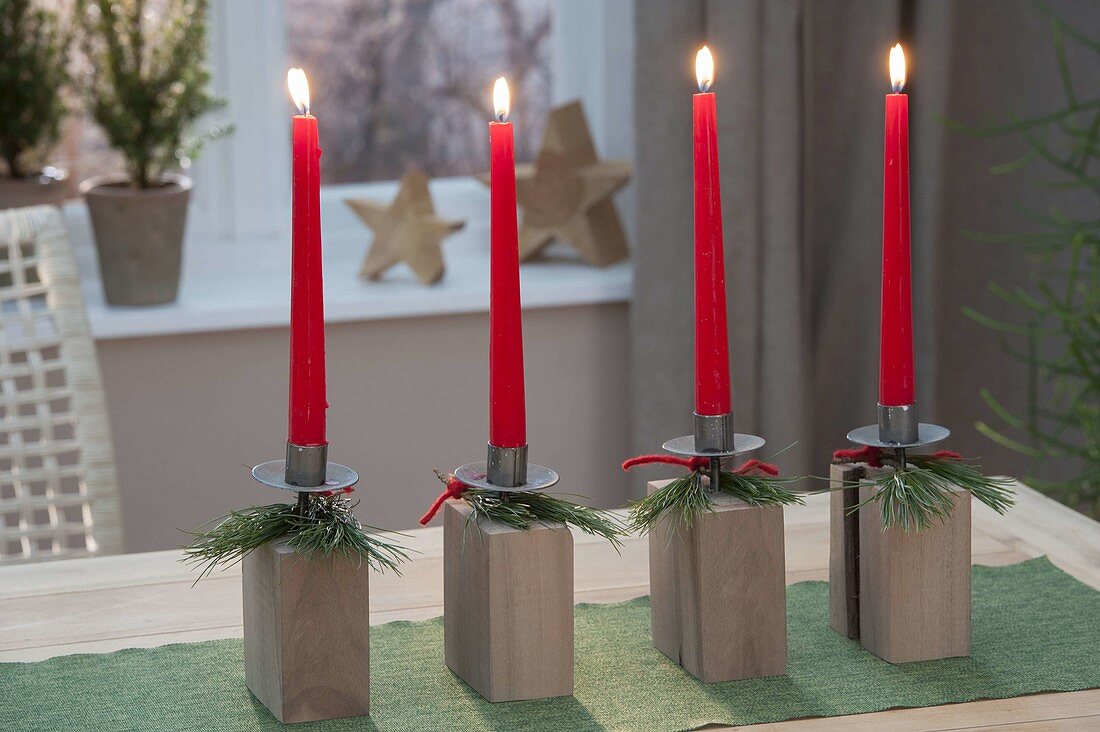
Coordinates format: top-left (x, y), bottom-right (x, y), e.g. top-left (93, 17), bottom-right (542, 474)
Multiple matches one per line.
top-left (692, 46), bottom-right (732, 416)
top-left (287, 68), bottom-right (327, 446)
top-left (879, 45), bottom-right (915, 407)
top-left (488, 77), bottom-right (526, 448)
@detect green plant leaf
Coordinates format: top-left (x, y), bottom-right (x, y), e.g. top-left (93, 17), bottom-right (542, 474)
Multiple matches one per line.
top-left (77, 0), bottom-right (230, 187)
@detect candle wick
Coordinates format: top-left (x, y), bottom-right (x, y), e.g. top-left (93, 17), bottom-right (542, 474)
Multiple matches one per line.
top-left (698, 80), bottom-right (712, 93)
top-left (496, 112), bottom-right (507, 123)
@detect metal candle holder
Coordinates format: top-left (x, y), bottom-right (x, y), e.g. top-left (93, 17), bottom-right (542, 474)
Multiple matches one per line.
top-left (252, 441), bottom-right (360, 506)
top-left (662, 411), bottom-right (766, 489)
top-left (846, 402), bottom-right (950, 463)
top-left (453, 442), bottom-right (559, 494)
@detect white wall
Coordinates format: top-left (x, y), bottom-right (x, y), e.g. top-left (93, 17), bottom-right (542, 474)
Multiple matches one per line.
top-left (95, 304), bottom-right (631, 553)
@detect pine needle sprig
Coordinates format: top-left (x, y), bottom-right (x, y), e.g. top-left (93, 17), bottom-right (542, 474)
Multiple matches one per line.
top-left (718, 469), bottom-right (805, 507)
top-left (628, 470), bottom-right (804, 534)
top-left (461, 488), bottom-right (624, 549)
top-left (288, 496), bottom-right (411, 571)
top-left (183, 503), bottom-right (291, 579)
top-left (852, 467), bottom-right (957, 533)
top-left (853, 456), bottom-right (1016, 532)
top-left (183, 494), bottom-right (410, 582)
top-left (627, 473), bottom-right (710, 534)
top-left (908, 455), bottom-right (1016, 515)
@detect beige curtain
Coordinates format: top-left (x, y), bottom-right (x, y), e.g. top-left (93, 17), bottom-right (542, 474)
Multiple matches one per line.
top-left (630, 0), bottom-right (1095, 489)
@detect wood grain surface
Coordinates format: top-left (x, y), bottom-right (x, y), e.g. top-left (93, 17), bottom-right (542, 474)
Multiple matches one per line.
top-left (648, 482), bottom-right (787, 682)
top-left (828, 462), bottom-right (864, 639)
top-left (443, 499), bottom-right (574, 702)
top-left (858, 483), bottom-right (972, 663)
top-left (243, 538), bottom-right (371, 723)
top-left (2, 482), bottom-right (1098, 729)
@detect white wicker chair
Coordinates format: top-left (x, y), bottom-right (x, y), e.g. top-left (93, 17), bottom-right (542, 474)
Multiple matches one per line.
top-left (0, 206), bottom-right (123, 562)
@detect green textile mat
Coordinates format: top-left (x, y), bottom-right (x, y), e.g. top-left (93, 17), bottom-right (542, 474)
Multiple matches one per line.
top-left (2, 557), bottom-right (1099, 731)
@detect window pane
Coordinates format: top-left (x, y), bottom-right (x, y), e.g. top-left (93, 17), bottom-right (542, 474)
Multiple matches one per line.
top-left (286, 0), bottom-right (554, 185)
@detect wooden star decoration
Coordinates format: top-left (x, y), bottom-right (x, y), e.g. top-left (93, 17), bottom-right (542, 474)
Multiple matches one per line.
top-left (481, 100), bottom-right (632, 266)
top-left (346, 170), bottom-right (465, 285)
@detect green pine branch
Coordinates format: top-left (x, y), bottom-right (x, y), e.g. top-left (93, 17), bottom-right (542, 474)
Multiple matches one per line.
top-left (958, 1), bottom-right (1100, 517)
top-left (850, 456), bottom-right (1016, 533)
top-left (460, 488), bottom-right (625, 549)
top-left (182, 494), bottom-right (410, 582)
top-left (628, 470), bottom-right (804, 534)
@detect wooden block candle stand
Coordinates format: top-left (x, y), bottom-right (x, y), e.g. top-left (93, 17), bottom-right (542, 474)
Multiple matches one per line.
top-left (243, 538), bottom-right (372, 723)
top-left (629, 412), bottom-right (791, 683)
top-left (443, 499), bottom-right (574, 702)
top-left (648, 480), bottom-right (788, 683)
top-left (829, 456), bottom-right (972, 664)
top-left (236, 454), bottom-right (378, 724)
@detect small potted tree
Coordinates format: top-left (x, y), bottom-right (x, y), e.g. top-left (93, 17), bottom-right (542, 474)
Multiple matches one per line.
top-left (77, 0), bottom-right (228, 306)
top-left (0, 0), bottom-right (70, 210)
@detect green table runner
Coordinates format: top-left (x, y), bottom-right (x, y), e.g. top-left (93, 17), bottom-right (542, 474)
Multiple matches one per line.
top-left (2, 558), bottom-right (1099, 731)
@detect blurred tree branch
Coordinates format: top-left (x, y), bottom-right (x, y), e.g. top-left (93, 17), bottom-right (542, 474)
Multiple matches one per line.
top-left (959, 1), bottom-right (1100, 516)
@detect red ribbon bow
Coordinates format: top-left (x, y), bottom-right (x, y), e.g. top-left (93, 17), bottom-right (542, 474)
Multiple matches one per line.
top-left (419, 473), bottom-right (469, 526)
top-left (621, 454), bottom-right (779, 477)
top-left (318, 486), bottom-right (354, 498)
top-left (831, 445), bottom-right (963, 467)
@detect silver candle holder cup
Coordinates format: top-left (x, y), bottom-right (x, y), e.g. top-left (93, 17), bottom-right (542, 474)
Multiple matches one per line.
top-left (251, 441), bottom-right (359, 495)
top-left (659, 411), bottom-right (766, 490)
top-left (846, 403), bottom-right (950, 459)
top-left (452, 442), bottom-right (559, 494)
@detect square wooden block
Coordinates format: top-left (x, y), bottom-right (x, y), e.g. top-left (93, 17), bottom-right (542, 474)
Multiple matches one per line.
top-left (648, 480), bottom-right (787, 683)
top-left (828, 462), bottom-right (864, 639)
top-left (857, 477), bottom-right (972, 663)
top-left (443, 499), bottom-right (574, 702)
top-left (243, 539), bottom-right (371, 723)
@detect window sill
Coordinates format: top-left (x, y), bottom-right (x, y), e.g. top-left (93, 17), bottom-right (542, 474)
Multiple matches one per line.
top-left (63, 178), bottom-right (633, 341)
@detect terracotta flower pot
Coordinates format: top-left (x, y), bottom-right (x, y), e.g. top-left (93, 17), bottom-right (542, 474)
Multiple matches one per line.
top-left (0, 173), bottom-right (68, 211)
top-left (81, 173), bottom-right (191, 306)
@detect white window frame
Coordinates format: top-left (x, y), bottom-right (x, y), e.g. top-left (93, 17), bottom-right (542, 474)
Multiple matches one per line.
top-left (189, 0), bottom-right (635, 247)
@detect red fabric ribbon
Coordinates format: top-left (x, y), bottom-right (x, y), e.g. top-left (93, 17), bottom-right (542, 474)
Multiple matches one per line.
top-left (419, 474), bottom-right (468, 526)
top-left (621, 454), bottom-right (779, 477)
top-left (832, 446), bottom-right (885, 467)
top-left (831, 446), bottom-right (963, 467)
top-left (318, 487), bottom-right (354, 498)
top-left (731, 458), bottom-right (780, 476)
top-left (622, 454), bottom-right (709, 472)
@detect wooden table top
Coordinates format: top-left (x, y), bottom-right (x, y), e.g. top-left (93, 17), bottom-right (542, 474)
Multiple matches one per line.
top-left (2, 483), bottom-right (1099, 730)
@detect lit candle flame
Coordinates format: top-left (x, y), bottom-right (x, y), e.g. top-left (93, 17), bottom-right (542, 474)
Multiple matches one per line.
top-left (493, 77), bottom-right (510, 122)
top-left (889, 44), bottom-right (906, 93)
top-left (695, 46), bottom-right (714, 92)
top-left (287, 67), bottom-right (310, 115)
